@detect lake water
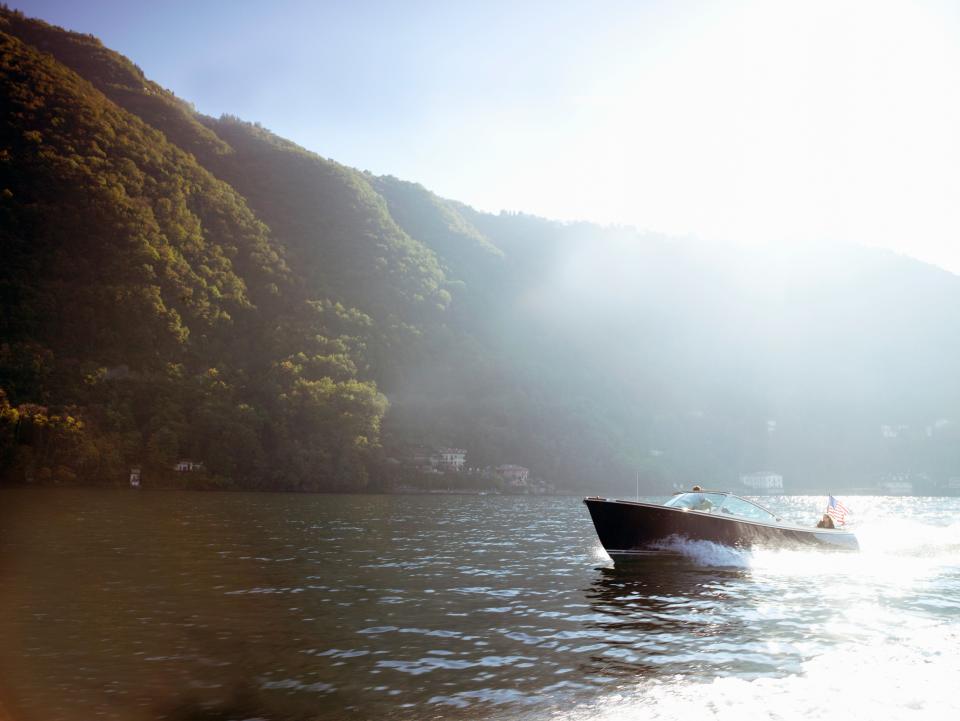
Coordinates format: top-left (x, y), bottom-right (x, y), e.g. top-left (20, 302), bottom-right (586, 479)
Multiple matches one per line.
top-left (1, 490), bottom-right (959, 720)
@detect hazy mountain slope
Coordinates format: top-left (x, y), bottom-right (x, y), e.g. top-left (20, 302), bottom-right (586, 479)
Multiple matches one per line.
top-left (369, 176), bottom-right (504, 287)
top-left (443, 210), bottom-right (960, 490)
top-left (193, 116), bottom-right (452, 390)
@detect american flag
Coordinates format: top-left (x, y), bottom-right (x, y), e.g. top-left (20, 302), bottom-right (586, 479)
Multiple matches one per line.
top-left (826, 495), bottom-right (851, 526)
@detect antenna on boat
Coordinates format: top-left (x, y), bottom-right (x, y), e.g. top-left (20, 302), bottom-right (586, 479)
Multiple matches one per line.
top-left (636, 471), bottom-right (640, 501)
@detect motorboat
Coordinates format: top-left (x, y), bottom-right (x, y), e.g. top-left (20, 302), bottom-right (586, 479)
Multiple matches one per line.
top-left (584, 489), bottom-right (858, 558)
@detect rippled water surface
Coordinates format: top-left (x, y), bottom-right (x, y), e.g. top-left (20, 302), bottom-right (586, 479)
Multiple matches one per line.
top-left (2, 490), bottom-right (960, 720)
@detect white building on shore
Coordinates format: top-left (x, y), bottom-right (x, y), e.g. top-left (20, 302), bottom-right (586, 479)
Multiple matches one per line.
top-left (879, 480), bottom-right (914, 495)
top-left (435, 448), bottom-right (466, 472)
top-left (739, 471), bottom-right (783, 493)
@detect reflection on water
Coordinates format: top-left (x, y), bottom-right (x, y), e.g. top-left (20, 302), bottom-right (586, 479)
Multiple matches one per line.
top-left (1, 490), bottom-right (959, 720)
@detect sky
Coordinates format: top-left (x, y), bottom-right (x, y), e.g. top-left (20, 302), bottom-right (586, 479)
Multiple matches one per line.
top-left (14, 0), bottom-right (960, 274)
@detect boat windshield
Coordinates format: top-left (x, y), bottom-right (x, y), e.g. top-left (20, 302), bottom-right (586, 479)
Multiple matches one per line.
top-left (664, 492), bottom-right (727, 512)
top-left (664, 493), bottom-right (780, 523)
top-left (717, 496), bottom-right (778, 523)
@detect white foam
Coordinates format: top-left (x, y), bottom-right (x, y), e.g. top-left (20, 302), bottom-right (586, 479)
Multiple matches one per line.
top-left (648, 536), bottom-right (752, 568)
top-left (591, 542), bottom-right (614, 564)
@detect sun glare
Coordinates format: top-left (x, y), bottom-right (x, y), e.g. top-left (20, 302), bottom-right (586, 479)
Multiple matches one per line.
top-left (460, 0), bottom-right (960, 274)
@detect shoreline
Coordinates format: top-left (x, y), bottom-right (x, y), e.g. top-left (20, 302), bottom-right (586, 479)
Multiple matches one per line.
top-left (1, 483), bottom-right (957, 498)
top-left (0, 482), bottom-right (578, 496)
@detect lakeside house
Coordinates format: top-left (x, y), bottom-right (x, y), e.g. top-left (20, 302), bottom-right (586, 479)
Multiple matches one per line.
top-left (878, 471), bottom-right (930, 495)
top-left (405, 447), bottom-right (467, 473)
top-left (881, 424), bottom-right (909, 438)
top-left (435, 448), bottom-right (466, 472)
top-left (879, 480), bottom-right (914, 495)
top-left (739, 471), bottom-right (783, 493)
top-left (174, 459), bottom-right (204, 472)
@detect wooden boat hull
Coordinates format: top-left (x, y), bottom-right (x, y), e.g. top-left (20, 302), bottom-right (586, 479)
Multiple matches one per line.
top-left (584, 497), bottom-right (859, 557)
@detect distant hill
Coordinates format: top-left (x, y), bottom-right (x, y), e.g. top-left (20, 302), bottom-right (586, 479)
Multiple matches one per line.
top-left (2, 6), bottom-right (959, 494)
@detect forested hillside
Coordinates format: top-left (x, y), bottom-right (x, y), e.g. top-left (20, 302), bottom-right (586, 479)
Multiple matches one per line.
top-left (2, 6), bottom-right (960, 494)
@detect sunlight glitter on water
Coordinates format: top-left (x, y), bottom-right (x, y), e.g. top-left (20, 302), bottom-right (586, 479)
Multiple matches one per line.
top-left (559, 623), bottom-right (960, 721)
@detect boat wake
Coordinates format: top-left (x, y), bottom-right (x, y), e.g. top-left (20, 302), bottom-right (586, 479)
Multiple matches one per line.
top-left (626, 517), bottom-right (960, 581)
top-left (648, 536), bottom-right (753, 568)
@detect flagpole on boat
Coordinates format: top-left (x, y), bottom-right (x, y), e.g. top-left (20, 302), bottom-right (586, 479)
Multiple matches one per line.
top-left (636, 471), bottom-right (640, 501)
